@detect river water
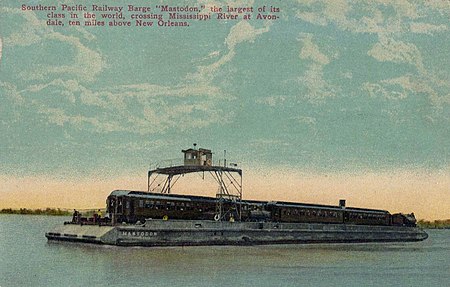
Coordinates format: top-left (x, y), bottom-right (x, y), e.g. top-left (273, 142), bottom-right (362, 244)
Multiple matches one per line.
top-left (0, 215), bottom-right (449, 287)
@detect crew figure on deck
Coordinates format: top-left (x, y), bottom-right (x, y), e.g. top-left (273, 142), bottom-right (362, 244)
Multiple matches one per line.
top-left (72, 209), bottom-right (79, 223)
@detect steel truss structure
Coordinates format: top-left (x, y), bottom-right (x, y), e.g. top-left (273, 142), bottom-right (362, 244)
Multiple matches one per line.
top-left (147, 165), bottom-right (243, 221)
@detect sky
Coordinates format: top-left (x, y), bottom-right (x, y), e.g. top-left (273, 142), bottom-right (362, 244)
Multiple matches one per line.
top-left (0, 0), bottom-right (449, 220)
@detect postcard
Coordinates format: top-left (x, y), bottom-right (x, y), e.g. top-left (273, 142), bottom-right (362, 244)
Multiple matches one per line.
top-left (2, 0), bottom-right (448, 220)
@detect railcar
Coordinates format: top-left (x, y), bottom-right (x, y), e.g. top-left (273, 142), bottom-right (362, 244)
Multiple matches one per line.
top-left (267, 202), bottom-right (344, 224)
top-left (107, 190), bottom-right (218, 223)
top-left (106, 190), bottom-right (414, 227)
top-left (343, 209), bottom-right (390, 225)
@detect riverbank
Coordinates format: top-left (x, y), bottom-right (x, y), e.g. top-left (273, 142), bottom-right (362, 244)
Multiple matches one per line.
top-left (0, 208), bottom-right (71, 216)
top-left (0, 208), bottom-right (107, 217)
top-left (0, 207), bottom-right (106, 217)
top-left (417, 219), bottom-right (450, 229)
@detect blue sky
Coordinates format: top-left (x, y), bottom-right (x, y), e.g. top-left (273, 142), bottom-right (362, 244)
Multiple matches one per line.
top-left (0, 1), bottom-right (449, 217)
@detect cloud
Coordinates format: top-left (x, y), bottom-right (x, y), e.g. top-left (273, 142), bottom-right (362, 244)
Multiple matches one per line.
top-left (225, 20), bottom-right (268, 49)
top-left (296, 0), bottom-right (424, 34)
top-left (188, 20), bottom-right (271, 84)
top-left (2, 5), bottom-right (255, 135)
top-left (2, 2), bottom-right (275, 135)
top-left (367, 35), bottom-right (425, 73)
top-left (298, 63), bottom-right (336, 102)
top-left (362, 73), bottom-right (450, 116)
top-left (296, 11), bottom-right (328, 26)
top-left (296, 1), bottom-right (449, 112)
top-left (294, 116), bottom-right (317, 126)
top-left (297, 33), bottom-right (337, 102)
top-left (46, 33), bottom-right (103, 81)
top-left (11, 78), bottom-right (233, 134)
top-left (1, 8), bottom-right (104, 82)
top-left (410, 22), bottom-right (448, 35)
top-left (15, 33), bottom-right (104, 82)
top-left (0, 7), bottom-right (51, 47)
top-left (363, 80), bottom-right (407, 101)
top-left (0, 81), bottom-right (22, 103)
top-left (295, 1), bottom-right (447, 64)
top-left (299, 33), bottom-right (330, 65)
top-left (255, 95), bottom-right (287, 107)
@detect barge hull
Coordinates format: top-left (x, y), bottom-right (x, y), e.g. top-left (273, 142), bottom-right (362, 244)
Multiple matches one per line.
top-left (45, 220), bottom-right (428, 246)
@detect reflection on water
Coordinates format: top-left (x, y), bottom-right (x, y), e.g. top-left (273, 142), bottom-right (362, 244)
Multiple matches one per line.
top-left (1, 215), bottom-right (449, 287)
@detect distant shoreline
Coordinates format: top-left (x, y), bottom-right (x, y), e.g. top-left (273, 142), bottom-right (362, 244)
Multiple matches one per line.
top-left (1, 208), bottom-right (449, 229)
top-left (417, 219), bottom-right (450, 229)
top-left (0, 208), bottom-right (71, 216)
top-left (0, 208), bottom-right (106, 217)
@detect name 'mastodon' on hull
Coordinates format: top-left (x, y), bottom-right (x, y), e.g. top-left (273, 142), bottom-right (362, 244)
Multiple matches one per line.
top-left (46, 146), bottom-right (428, 246)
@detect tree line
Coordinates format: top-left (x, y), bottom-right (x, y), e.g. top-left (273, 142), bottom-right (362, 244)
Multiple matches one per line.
top-left (0, 208), bottom-right (71, 216)
top-left (417, 219), bottom-right (450, 229)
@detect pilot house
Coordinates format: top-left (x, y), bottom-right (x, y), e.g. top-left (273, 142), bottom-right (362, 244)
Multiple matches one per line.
top-left (182, 148), bottom-right (213, 166)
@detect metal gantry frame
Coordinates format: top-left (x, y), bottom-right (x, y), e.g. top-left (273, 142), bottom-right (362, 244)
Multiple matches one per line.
top-left (147, 165), bottom-right (243, 221)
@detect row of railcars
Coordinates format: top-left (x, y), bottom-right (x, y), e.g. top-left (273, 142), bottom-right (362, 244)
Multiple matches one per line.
top-left (106, 190), bottom-right (416, 227)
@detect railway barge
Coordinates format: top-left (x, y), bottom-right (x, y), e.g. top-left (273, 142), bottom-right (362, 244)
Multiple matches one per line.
top-left (46, 147), bottom-right (428, 246)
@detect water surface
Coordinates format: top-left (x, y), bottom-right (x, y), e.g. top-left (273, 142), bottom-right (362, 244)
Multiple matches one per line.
top-left (0, 215), bottom-right (448, 286)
